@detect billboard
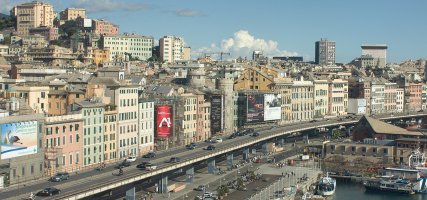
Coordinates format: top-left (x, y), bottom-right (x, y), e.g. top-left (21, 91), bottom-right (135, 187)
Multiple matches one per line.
top-left (264, 94), bottom-right (282, 121)
top-left (156, 105), bottom-right (172, 138)
top-left (1, 121), bottom-right (38, 159)
top-left (247, 94), bottom-right (264, 122)
top-left (211, 94), bottom-right (224, 133)
top-left (83, 19), bottom-right (92, 28)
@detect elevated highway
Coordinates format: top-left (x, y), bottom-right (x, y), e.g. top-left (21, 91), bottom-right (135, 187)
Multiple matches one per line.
top-left (1, 112), bottom-right (426, 200)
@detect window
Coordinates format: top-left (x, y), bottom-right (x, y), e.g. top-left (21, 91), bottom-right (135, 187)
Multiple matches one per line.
top-left (70, 135), bottom-right (73, 144)
top-left (69, 154), bottom-right (73, 165)
top-left (31, 165), bottom-right (34, 175)
top-left (22, 166), bottom-right (25, 176)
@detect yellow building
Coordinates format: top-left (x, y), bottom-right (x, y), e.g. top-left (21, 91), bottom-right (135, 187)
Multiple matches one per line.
top-left (60, 8), bottom-right (86, 22)
top-left (313, 79), bottom-right (329, 117)
top-left (13, 1), bottom-right (55, 37)
top-left (271, 78), bottom-right (293, 124)
top-left (234, 67), bottom-right (274, 91)
top-left (328, 78), bottom-right (348, 116)
top-left (10, 84), bottom-right (50, 114)
top-left (93, 49), bottom-right (111, 67)
top-left (103, 105), bottom-right (118, 163)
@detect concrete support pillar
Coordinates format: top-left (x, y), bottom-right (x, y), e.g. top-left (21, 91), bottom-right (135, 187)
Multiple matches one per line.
top-left (328, 128), bottom-right (333, 140)
top-left (158, 175), bottom-right (168, 193)
top-left (208, 159), bottom-right (216, 174)
top-left (227, 153), bottom-right (234, 169)
top-left (186, 167), bottom-right (194, 183)
top-left (262, 143), bottom-right (268, 153)
top-left (278, 138), bottom-right (285, 147)
top-left (125, 187), bottom-right (135, 200)
top-left (243, 148), bottom-right (249, 160)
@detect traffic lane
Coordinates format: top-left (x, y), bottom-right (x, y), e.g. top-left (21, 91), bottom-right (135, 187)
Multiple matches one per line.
top-left (11, 115), bottom-right (384, 199)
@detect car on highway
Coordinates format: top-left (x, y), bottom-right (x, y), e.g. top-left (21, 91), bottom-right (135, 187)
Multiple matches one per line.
top-left (36, 187), bottom-right (61, 196)
top-left (203, 192), bottom-right (215, 198)
top-left (143, 152), bottom-right (156, 158)
top-left (136, 161), bottom-right (151, 169)
top-left (145, 163), bottom-right (157, 171)
top-left (125, 155), bottom-right (137, 162)
top-left (116, 161), bottom-right (131, 168)
top-left (204, 145), bottom-right (216, 150)
top-left (194, 185), bottom-right (206, 191)
top-left (215, 138), bottom-right (223, 143)
top-left (228, 133), bottom-right (237, 139)
top-left (310, 119), bottom-right (318, 122)
top-left (252, 132), bottom-right (260, 137)
top-left (169, 157), bottom-right (181, 163)
top-left (186, 142), bottom-right (198, 149)
top-left (206, 137), bottom-right (216, 143)
top-left (50, 172), bottom-right (69, 182)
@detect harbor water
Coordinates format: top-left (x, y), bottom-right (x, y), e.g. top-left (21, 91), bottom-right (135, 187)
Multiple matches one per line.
top-left (333, 180), bottom-right (427, 200)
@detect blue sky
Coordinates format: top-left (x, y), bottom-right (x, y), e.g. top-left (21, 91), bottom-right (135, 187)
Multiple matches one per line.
top-left (2, 0), bottom-right (427, 63)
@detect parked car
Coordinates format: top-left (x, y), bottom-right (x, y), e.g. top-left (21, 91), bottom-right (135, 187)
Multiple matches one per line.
top-left (205, 145), bottom-right (216, 150)
top-left (186, 143), bottom-right (198, 149)
top-left (36, 187), bottom-right (61, 196)
top-left (136, 162), bottom-right (151, 169)
top-left (143, 152), bottom-right (156, 158)
top-left (125, 155), bottom-right (137, 162)
top-left (228, 134), bottom-right (237, 139)
top-left (215, 138), bottom-right (223, 143)
top-left (194, 185), bottom-right (206, 191)
top-left (50, 172), bottom-right (69, 182)
top-left (116, 161), bottom-right (131, 168)
top-left (203, 192), bottom-right (214, 198)
top-left (252, 132), bottom-right (260, 137)
top-left (169, 157), bottom-right (181, 163)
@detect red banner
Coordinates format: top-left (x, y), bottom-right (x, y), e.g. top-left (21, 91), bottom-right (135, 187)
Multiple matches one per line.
top-left (157, 105), bottom-right (172, 138)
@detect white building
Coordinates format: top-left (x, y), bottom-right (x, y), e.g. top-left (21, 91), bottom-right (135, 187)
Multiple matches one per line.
top-left (138, 100), bottom-right (154, 155)
top-left (361, 44), bottom-right (387, 68)
top-left (116, 86), bottom-right (139, 158)
top-left (370, 81), bottom-right (385, 114)
top-left (159, 35), bottom-right (185, 63)
top-left (348, 98), bottom-right (366, 115)
top-left (328, 79), bottom-right (348, 116)
top-left (102, 33), bottom-right (154, 61)
top-left (396, 88), bottom-right (404, 113)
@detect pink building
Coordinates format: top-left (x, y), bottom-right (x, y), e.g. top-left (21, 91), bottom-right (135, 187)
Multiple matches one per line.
top-left (44, 114), bottom-right (83, 175)
top-left (29, 26), bottom-right (59, 41)
top-left (409, 83), bottom-right (422, 112)
top-left (92, 19), bottom-right (119, 36)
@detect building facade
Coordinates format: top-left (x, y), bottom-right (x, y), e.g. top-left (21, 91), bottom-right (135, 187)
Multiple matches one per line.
top-left (315, 38), bottom-right (336, 66)
top-left (159, 36), bottom-right (185, 63)
top-left (138, 100), bottom-right (155, 155)
top-left (102, 34), bottom-right (153, 61)
top-left (13, 1), bottom-right (55, 37)
top-left (361, 44), bottom-right (387, 68)
top-left (92, 19), bottom-right (119, 36)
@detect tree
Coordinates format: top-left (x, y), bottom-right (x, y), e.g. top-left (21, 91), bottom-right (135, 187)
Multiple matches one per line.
top-left (59, 20), bottom-right (82, 38)
top-left (331, 129), bottom-right (341, 140)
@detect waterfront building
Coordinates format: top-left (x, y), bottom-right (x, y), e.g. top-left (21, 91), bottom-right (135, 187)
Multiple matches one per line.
top-left (103, 105), bottom-right (118, 162)
top-left (291, 77), bottom-right (314, 122)
top-left (408, 82), bottom-right (422, 112)
top-left (138, 100), bottom-right (155, 155)
top-left (328, 78), bottom-right (348, 116)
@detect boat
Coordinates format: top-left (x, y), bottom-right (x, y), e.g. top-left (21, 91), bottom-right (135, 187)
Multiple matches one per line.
top-left (363, 177), bottom-right (415, 195)
top-left (316, 173), bottom-right (336, 196)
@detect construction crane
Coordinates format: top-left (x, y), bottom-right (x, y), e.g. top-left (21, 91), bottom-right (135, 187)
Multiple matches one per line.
top-left (202, 52), bottom-right (231, 61)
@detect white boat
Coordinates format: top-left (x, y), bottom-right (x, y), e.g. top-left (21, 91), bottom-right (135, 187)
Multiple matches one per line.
top-left (317, 173), bottom-right (336, 196)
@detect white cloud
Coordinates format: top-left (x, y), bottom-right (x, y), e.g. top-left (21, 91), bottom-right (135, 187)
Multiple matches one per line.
top-left (175, 9), bottom-right (203, 17)
top-left (72, 0), bottom-right (148, 13)
top-left (196, 30), bottom-right (298, 60)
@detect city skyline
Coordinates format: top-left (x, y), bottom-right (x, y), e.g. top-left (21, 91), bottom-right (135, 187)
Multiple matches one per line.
top-left (1, 0), bottom-right (427, 63)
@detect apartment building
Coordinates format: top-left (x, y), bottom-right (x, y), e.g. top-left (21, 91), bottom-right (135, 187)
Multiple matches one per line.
top-left (234, 67), bottom-right (274, 92)
top-left (92, 49), bottom-right (110, 66)
top-left (78, 100), bottom-right (105, 167)
top-left (10, 85), bottom-right (49, 114)
top-left (159, 35), bottom-right (185, 63)
top-left (13, 1), bottom-right (55, 37)
top-left (384, 82), bottom-right (398, 113)
top-left (28, 26), bottom-right (58, 41)
top-left (138, 100), bottom-right (155, 155)
top-left (313, 79), bottom-right (329, 117)
top-left (116, 86), bottom-right (139, 158)
top-left (60, 8), bottom-right (86, 22)
top-left (103, 105), bottom-right (118, 162)
top-left (370, 80), bottom-right (385, 114)
top-left (315, 38), bottom-right (335, 66)
top-left (328, 78), bottom-right (348, 116)
top-left (396, 88), bottom-right (404, 112)
top-left (102, 33), bottom-right (153, 61)
top-left (291, 77), bottom-right (314, 122)
top-left (409, 82), bottom-right (422, 112)
top-left (92, 19), bottom-right (119, 36)
top-left (271, 78), bottom-right (293, 123)
top-left (44, 114), bottom-right (83, 174)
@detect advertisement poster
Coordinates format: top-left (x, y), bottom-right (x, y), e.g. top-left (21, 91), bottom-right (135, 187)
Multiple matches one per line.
top-left (211, 95), bottom-right (224, 133)
top-left (264, 94), bottom-right (282, 121)
top-left (247, 94), bottom-right (264, 122)
top-left (1, 121), bottom-right (38, 159)
top-left (156, 105), bottom-right (172, 138)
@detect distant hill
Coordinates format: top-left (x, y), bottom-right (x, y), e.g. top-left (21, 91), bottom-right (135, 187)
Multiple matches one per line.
top-left (0, 13), bottom-right (9, 18)
top-left (0, 13), bottom-right (15, 31)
